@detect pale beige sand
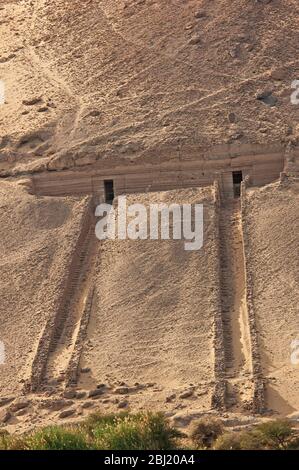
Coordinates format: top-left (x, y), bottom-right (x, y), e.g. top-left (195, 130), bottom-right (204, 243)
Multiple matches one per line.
top-left (78, 187), bottom-right (220, 412)
top-left (244, 180), bottom-right (299, 415)
top-left (0, 180), bottom-right (88, 395)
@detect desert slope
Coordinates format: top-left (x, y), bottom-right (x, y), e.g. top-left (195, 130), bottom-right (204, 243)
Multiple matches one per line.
top-left (0, 0), bottom-right (299, 174)
top-left (78, 187), bottom-right (221, 412)
top-left (0, 180), bottom-right (89, 395)
top-left (244, 179), bottom-right (299, 415)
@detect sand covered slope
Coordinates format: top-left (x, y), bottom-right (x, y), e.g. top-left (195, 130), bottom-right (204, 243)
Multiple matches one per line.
top-left (244, 179), bottom-right (299, 415)
top-left (78, 187), bottom-right (221, 412)
top-left (1, 0), bottom-right (299, 174)
top-left (0, 181), bottom-right (89, 395)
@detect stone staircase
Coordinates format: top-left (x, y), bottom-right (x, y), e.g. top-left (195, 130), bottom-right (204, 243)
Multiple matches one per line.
top-left (42, 208), bottom-right (97, 388)
top-left (218, 198), bottom-right (254, 410)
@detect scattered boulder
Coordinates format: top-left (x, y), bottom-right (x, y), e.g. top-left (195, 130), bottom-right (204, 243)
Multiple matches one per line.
top-left (63, 390), bottom-right (77, 399)
top-left (188, 35), bottom-right (201, 45)
top-left (86, 110), bottom-right (101, 117)
top-left (37, 106), bottom-right (49, 113)
top-left (114, 387), bottom-right (129, 395)
top-left (179, 390), bottom-right (194, 399)
top-left (101, 399), bottom-right (111, 404)
top-left (228, 112), bottom-right (236, 123)
top-left (194, 10), bottom-right (206, 19)
top-left (15, 408), bottom-right (27, 417)
top-left (0, 409), bottom-right (11, 424)
top-left (118, 400), bottom-right (128, 409)
top-left (41, 399), bottom-right (74, 411)
top-left (10, 400), bottom-right (30, 412)
top-left (81, 401), bottom-right (94, 409)
top-left (166, 394), bottom-right (176, 403)
top-left (0, 397), bottom-right (14, 408)
top-left (96, 384), bottom-right (106, 390)
top-left (256, 91), bottom-right (277, 107)
top-left (59, 409), bottom-right (76, 419)
top-left (22, 96), bottom-right (42, 106)
top-left (88, 389), bottom-right (104, 399)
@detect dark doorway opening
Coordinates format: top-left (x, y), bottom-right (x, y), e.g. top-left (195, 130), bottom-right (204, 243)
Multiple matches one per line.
top-left (232, 171), bottom-right (243, 198)
top-left (104, 180), bottom-right (114, 203)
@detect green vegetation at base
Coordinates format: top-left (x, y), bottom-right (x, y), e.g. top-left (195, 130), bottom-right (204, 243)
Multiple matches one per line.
top-left (0, 412), bottom-right (181, 450)
top-left (0, 414), bottom-right (298, 451)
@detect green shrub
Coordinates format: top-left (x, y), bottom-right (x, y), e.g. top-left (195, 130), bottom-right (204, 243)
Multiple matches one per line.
top-left (90, 412), bottom-right (180, 450)
top-left (237, 430), bottom-right (264, 450)
top-left (0, 412), bottom-right (180, 451)
top-left (1, 424), bottom-right (95, 450)
top-left (191, 417), bottom-right (224, 449)
top-left (213, 432), bottom-right (242, 450)
top-left (16, 426), bottom-right (91, 450)
top-left (214, 420), bottom-right (296, 450)
top-left (254, 420), bottom-right (293, 450)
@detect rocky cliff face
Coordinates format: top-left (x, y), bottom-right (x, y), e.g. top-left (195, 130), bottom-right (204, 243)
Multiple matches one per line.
top-left (0, 0), bottom-right (299, 174)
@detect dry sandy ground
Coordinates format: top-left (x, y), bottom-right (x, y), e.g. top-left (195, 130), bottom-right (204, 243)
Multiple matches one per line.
top-left (244, 179), bottom-right (299, 415)
top-left (0, 180), bottom-right (89, 395)
top-left (1, 0), bottom-right (299, 174)
top-left (78, 187), bottom-right (220, 414)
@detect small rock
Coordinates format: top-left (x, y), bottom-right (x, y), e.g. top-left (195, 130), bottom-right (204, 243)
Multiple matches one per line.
top-left (75, 391), bottom-right (87, 400)
top-left (59, 409), bottom-right (76, 419)
top-left (81, 401), bottom-right (94, 409)
top-left (80, 367), bottom-right (91, 374)
top-left (229, 131), bottom-right (243, 141)
top-left (87, 110), bottom-right (101, 117)
top-left (63, 390), bottom-right (77, 399)
top-left (10, 400), bottom-right (30, 412)
top-left (256, 91), bottom-right (277, 107)
top-left (41, 399), bottom-right (74, 411)
top-left (166, 394), bottom-right (176, 403)
top-left (0, 397), bottom-right (14, 408)
top-left (188, 35), bottom-right (201, 45)
top-left (37, 106), bottom-right (49, 113)
top-left (88, 389), bottom-right (104, 399)
top-left (22, 96), bottom-right (42, 106)
top-left (114, 387), bottom-right (129, 395)
top-left (15, 408), bottom-right (27, 417)
top-left (228, 112), bottom-right (236, 123)
top-left (96, 384), bottom-right (106, 389)
top-left (179, 390), bottom-right (194, 399)
top-left (194, 10), bottom-right (206, 19)
top-left (118, 400), bottom-right (128, 409)
top-left (0, 410), bottom-right (11, 424)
